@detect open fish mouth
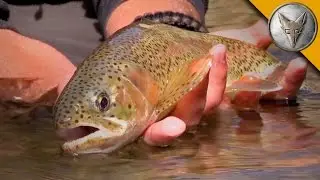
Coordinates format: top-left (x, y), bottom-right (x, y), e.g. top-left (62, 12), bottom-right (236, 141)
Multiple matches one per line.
top-left (55, 117), bottom-right (129, 154)
top-left (57, 125), bottom-right (100, 142)
top-left (56, 124), bottom-right (110, 153)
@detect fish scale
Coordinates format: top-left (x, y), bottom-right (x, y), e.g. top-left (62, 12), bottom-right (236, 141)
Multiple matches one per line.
top-left (54, 20), bottom-right (285, 154)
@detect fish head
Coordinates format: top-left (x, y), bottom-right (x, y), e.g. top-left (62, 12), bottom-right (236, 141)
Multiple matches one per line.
top-left (53, 62), bottom-right (152, 154)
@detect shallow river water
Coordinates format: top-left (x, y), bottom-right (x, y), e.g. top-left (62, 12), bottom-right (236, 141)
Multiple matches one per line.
top-left (1, 0), bottom-right (320, 179)
top-left (0, 90), bottom-right (320, 180)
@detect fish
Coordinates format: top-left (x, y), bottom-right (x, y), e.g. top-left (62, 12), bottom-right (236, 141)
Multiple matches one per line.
top-left (53, 20), bottom-right (288, 154)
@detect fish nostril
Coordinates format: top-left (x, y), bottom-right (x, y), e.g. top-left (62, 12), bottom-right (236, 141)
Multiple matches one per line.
top-left (73, 104), bottom-right (80, 112)
top-left (59, 117), bottom-right (71, 124)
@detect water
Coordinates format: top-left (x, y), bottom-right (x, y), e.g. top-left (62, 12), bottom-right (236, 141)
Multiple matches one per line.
top-left (0, 91), bottom-right (319, 179)
top-left (2, 0), bottom-right (320, 179)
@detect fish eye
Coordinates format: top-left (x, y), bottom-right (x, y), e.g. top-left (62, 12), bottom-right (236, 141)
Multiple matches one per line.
top-left (96, 92), bottom-right (110, 111)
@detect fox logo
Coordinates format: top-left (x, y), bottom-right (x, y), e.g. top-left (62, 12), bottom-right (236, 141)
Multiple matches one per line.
top-left (278, 12), bottom-right (307, 47)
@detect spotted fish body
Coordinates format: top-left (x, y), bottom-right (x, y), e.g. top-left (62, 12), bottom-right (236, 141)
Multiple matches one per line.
top-left (54, 21), bottom-right (284, 154)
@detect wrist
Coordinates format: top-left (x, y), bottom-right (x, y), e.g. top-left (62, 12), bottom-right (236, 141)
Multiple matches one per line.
top-left (105, 0), bottom-right (202, 37)
top-left (134, 11), bottom-right (207, 33)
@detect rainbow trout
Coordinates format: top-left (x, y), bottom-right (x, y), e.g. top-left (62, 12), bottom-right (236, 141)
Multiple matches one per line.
top-left (54, 21), bottom-right (286, 154)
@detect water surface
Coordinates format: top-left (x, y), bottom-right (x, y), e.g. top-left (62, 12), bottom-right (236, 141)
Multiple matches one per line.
top-left (0, 92), bottom-right (319, 180)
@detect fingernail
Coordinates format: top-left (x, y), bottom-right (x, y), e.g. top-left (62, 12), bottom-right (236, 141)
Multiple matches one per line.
top-left (210, 44), bottom-right (227, 66)
top-left (210, 44), bottom-right (226, 55)
top-left (162, 117), bottom-right (186, 137)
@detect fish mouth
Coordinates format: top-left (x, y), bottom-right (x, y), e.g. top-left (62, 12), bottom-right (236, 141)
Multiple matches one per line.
top-left (57, 125), bottom-right (100, 142)
top-left (56, 124), bottom-right (110, 153)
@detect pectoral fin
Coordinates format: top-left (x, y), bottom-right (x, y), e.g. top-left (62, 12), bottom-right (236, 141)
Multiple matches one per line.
top-left (225, 75), bottom-right (283, 111)
top-left (125, 63), bottom-right (160, 107)
top-left (226, 75), bottom-right (283, 93)
top-left (155, 54), bottom-right (213, 119)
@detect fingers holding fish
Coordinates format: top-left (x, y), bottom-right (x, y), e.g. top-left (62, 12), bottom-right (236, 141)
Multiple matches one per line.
top-left (204, 44), bottom-right (228, 113)
top-left (170, 70), bottom-right (209, 126)
top-left (143, 44), bottom-right (228, 146)
top-left (254, 34), bottom-right (272, 50)
top-left (248, 19), bottom-right (272, 49)
top-left (143, 117), bottom-right (186, 146)
top-left (170, 44), bottom-right (227, 125)
top-left (262, 57), bottom-right (308, 100)
top-left (279, 58), bottom-right (308, 97)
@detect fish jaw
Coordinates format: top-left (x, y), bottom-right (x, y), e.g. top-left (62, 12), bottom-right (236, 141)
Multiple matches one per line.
top-left (57, 119), bottom-right (130, 154)
top-left (57, 114), bottom-right (155, 154)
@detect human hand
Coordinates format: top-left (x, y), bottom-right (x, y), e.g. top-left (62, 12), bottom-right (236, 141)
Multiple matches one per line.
top-left (143, 19), bottom-right (308, 147)
top-left (0, 29), bottom-right (76, 105)
top-left (143, 44), bottom-right (228, 146)
top-left (212, 19), bottom-right (307, 100)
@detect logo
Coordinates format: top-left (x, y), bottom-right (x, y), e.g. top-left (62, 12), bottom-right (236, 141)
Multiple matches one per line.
top-left (268, 3), bottom-right (317, 52)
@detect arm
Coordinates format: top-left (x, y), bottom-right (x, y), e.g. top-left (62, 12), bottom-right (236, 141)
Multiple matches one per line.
top-left (92, 0), bottom-right (208, 37)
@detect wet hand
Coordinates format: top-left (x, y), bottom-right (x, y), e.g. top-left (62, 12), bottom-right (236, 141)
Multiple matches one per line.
top-left (0, 30), bottom-right (76, 105)
top-left (216, 19), bottom-right (308, 100)
top-left (143, 44), bottom-right (228, 146)
top-left (143, 19), bottom-right (308, 146)
top-left (261, 57), bottom-right (307, 100)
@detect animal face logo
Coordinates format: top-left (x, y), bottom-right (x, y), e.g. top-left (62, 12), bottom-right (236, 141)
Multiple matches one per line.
top-left (278, 12), bottom-right (307, 47)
